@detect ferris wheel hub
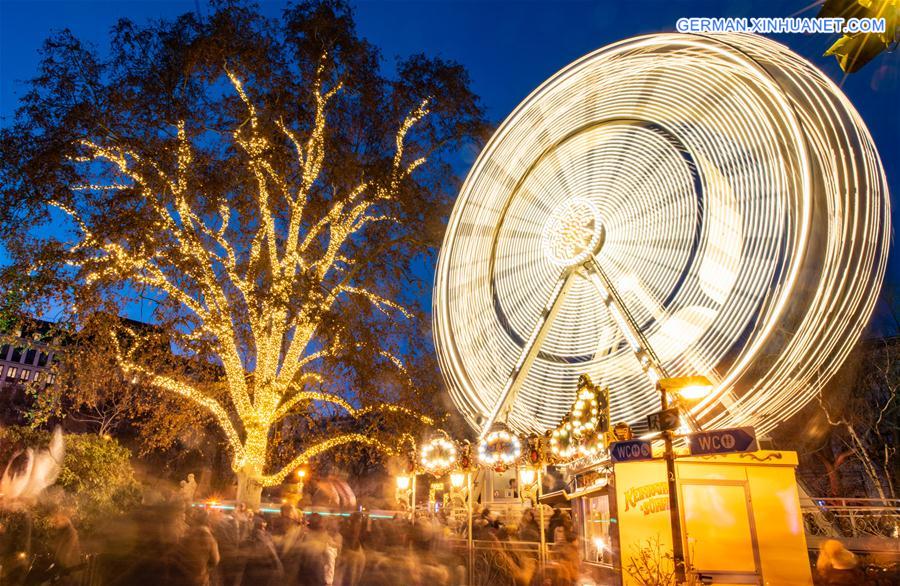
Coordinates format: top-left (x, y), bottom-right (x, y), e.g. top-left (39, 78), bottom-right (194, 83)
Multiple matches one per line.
top-left (541, 197), bottom-right (605, 268)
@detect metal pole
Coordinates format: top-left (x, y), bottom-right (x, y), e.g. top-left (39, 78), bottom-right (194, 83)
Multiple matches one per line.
top-left (661, 386), bottom-right (687, 584)
top-left (538, 466), bottom-right (547, 581)
top-left (467, 471), bottom-right (474, 586)
top-left (411, 473), bottom-right (417, 525)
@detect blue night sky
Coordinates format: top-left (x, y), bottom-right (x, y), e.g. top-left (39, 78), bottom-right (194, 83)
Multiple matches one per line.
top-left (1, 0), bottom-right (898, 316)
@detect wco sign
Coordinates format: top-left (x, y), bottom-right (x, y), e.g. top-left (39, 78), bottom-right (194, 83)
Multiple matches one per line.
top-left (609, 439), bottom-right (654, 463)
top-left (687, 427), bottom-right (758, 456)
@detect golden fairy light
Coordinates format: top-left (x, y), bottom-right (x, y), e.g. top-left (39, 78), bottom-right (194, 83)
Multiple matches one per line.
top-left (433, 33), bottom-right (889, 439)
top-left (56, 55), bottom-right (436, 489)
top-left (549, 377), bottom-right (606, 461)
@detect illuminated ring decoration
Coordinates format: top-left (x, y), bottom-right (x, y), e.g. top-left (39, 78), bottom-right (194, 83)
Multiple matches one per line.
top-left (434, 33), bottom-right (890, 437)
top-left (477, 428), bottom-right (522, 468)
top-left (420, 437), bottom-right (458, 476)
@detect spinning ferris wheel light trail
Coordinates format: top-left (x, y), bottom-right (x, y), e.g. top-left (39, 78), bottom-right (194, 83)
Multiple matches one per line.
top-left (434, 33), bottom-right (890, 439)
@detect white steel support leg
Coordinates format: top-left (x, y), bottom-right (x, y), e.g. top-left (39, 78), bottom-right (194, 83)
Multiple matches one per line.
top-left (479, 269), bottom-right (578, 438)
top-left (584, 256), bottom-right (669, 382)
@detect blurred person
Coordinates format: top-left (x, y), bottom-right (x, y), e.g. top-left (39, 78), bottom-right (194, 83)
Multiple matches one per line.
top-left (271, 503), bottom-right (300, 537)
top-left (242, 515), bottom-right (283, 585)
top-left (279, 507), bottom-right (306, 582)
top-left (482, 530), bottom-right (534, 586)
top-left (323, 517), bottom-right (342, 586)
top-left (177, 509), bottom-right (220, 586)
top-left (46, 510), bottom-right (82, 585)
top-left (506, 478), bottom-right (518, 499)
top-left (816, 539), bottom-right (866, 584)
top-left (296, 513), bottom-right (329, 586)
top-left (233, 503), bottom-right (252, 543)
top-left (336, 513), bottom-right (365, 586)
top-left (517, 508), bottom-right (541, 542)
top-left (551, 529), bottom-right (581, 585)
top-left (474, 507), bottom-right (495, 539)
top-left (104, 503), bottom-right (191, 585)
top-left (547, 508), bottom-right (563, 543)
top-left (210, 507), bottom-right (245, 586)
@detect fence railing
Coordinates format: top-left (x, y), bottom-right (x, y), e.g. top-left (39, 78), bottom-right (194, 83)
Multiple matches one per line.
top-left (800, 496), bottom-right (900, 550)
top-left (444, 537), bottom-right (582, 586)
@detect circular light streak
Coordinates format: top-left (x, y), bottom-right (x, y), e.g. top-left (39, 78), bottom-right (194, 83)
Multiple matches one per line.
top-left (420, 437), bottom-right (458, 476)
top-left (477, 428), bottom-right (522, 469)
top-left (434, 33), bottom-right (890, 437)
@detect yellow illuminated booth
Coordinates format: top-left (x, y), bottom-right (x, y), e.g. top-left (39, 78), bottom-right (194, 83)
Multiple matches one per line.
top-left (565, 450), bottom-right (812, 585)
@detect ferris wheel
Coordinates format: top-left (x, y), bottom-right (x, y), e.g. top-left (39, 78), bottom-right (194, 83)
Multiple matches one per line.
top-left (433, 33), bottom-right (890, 439)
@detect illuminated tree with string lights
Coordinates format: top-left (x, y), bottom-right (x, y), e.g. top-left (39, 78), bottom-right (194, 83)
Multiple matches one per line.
top-left (0, 0), bottom-right (485, 502)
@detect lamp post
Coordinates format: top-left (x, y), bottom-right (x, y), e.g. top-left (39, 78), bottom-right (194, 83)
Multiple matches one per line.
top-left (656, 375), bottom-right (713, 585)
top-left (396, 474), bottom-right (412, 514)
top-left (449, 469), bottom-right (474, 585)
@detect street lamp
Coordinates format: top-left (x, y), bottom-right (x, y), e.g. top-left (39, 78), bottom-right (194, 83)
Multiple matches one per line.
top-left (656, 375), bottom-right (713, 585)
top-left (518, 466), bottom-right (536, 486)
top-left (450, 471), bottom-right (466, 489)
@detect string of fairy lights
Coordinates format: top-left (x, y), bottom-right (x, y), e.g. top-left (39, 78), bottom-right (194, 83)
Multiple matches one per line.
top-left (409, 375), bottom-right (608, 479)
top-left (433, 33), bottom-right (889, 440)
top-left (60, 55), bottom-right (436, 488)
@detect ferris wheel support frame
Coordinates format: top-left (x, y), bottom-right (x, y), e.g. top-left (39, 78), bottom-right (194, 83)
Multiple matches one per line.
top-left (479, 269), bottom-right (578, 438)
top-left (480, 252), bottom-right (678, 438)
top-left (584, 256), bottom-right (670, 381)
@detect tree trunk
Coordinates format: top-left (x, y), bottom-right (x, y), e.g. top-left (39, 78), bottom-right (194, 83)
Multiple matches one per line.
top-left (845, 424), bottom-right (888, 501)
top-left (235, 428), bottom-right (267, 507)
top-left (236, 468), bottom-right (263, 507)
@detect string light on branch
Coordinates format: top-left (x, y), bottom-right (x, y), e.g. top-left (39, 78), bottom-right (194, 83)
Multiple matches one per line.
top-left (59, 53), bottom-right (439, 492)
top-left (420, 436), bottom-right (458, 476)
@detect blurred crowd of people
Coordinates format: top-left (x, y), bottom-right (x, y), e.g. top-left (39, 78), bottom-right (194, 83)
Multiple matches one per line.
top-left (2, 500), bottom-right (587, 586)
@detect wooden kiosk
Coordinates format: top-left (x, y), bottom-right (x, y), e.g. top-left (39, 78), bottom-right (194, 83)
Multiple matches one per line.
top-left (562, 449), bottom-right (813, 585)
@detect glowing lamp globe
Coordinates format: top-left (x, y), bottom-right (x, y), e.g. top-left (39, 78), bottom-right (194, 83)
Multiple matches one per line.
top-left (433, 33), bottom-right (889, 438)
top-left (420, 437), bottom-right (458, 476)
top-left (478, 427), bottom-right (522, 469)
top-left (450, 472), bottom-right (466, 488)
top-left (519, 467), bottom-right (537, 486)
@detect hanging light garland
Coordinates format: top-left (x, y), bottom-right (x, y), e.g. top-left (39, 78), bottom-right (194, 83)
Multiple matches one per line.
top-left (550, 421), bottom-right (580, 460)
top-left (577, 432), bottom-right (605, 458)
top-left (570, 382), bottom-right (601, 438)
top-left (420, 436), bottom-right (458, 476)
top-left (477, 427), bottom-right (522, 470)
top-left (549, 375), bottom-right (609, 462)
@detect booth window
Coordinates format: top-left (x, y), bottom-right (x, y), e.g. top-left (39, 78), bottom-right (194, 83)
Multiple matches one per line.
top-left (583, 494), bottom-right (613, 565)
